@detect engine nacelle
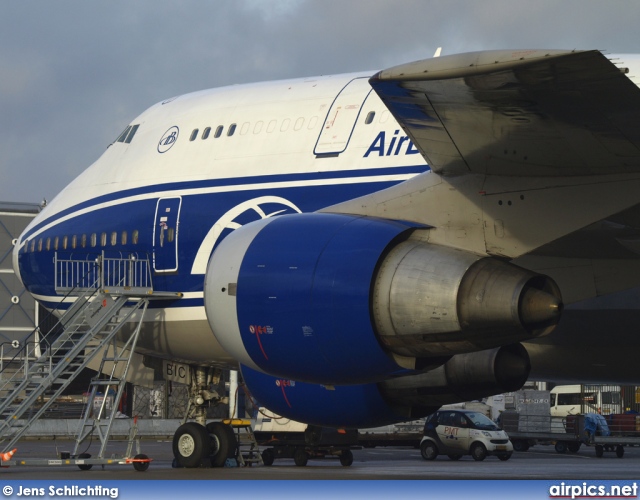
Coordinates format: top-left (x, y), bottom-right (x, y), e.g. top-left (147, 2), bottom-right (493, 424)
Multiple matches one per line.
top-left (241, 364), bottom-right (415, 428)
top-left (241, 344), bottom-right (529, 428)
top-left (205, 213), bottom-right (410, 384)
top-left (205, 213), bottom-right (562, 385)
top-left (379, 344), bottom-right (531, 418)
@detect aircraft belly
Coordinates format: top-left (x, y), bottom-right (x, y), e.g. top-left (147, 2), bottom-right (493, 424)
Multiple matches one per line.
top-left (117, 307), bottom-right (237, 367)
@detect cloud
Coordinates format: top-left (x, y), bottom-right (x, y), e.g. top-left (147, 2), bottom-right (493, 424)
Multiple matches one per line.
top-left (1, 0), bottom-right (639, 202)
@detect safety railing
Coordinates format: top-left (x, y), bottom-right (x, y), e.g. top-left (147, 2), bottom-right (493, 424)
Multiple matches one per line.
top-left (55, 252), bottom-right (153, 295)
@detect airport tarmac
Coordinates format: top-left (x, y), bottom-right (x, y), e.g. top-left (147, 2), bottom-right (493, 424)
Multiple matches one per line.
top-left (2, 439), bottom-right (639, 480)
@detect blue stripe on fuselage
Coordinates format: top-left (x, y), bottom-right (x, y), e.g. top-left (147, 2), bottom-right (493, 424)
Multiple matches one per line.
top-left (21, 165), bottom-right (428, 242)
top-left (18, 172), bottom-right (426, 299)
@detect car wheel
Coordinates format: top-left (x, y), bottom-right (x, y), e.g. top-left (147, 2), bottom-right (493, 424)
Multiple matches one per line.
top-left (420, 441), bottom-right (438, 461)
top-left (595, 445), bottom-right (604, 458)
top-left (616, 445), bottom-right (624, 458)
top-left (497, 452), bottom-right (512, 461)
top-left (470, 442), bottom-right (487, 462)
top-left (447, 455), bottom-right (462, 461)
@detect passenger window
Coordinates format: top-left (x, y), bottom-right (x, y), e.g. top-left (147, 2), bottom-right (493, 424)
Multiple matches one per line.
top-left (190, 129), bottom-right (199, 141)
top-left (37, 239), bottom-right (42, 252)
top-left (227, 124), bottom-right (237, 136)
top-left (202, 127), bottom-right (211, 140)
top-left (294, 117), bottom-right (304, 131)
top-left (132, 230), bottom-right (139, 245)
top-left (71, 235), bottom-right (77, 249)
top-left (101, 233), bottom-right (107, 247)
top-left (308, 116), bottom-right (318, 129)
top-left (240, 122), bottom-right (250, 135)
top-left (266, 120), bottom-right (276, 133)
top-left (121, 231), bottom-right (127, 245)
top-left (30, 240), bottom-right (35, 253)
top-left (280, 118), bottom-right (290, 132)
top-left (81, 234), bottom-right (87, 248)
top-left (46, 237), bottom-right (51, 251)
top-left (111, 232), bottom-right (117, 246)
top-left (214, 126), bottom-right (223, 138)
top-left (63, 236), bottom-right (68, 250)
top-left (124, 124), bottom-right (139, 144)
top-left (54, 237), bottom-right (59, 251)
top-left (167, 227), bottom-right (175, 243)
top-left (91, 233), bottom-right (97, 248)
top-left (365, 111), bottom-right (375, 124)
top-left (253, 121), bottom-right (263, 134)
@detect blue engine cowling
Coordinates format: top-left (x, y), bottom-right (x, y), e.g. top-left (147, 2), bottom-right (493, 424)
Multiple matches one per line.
top-left (205, 214), bottom-right (410, 384)
top-left (204, 213), bottom-right (413, 384)
top-left (240, 364), bottom-right (416, 428)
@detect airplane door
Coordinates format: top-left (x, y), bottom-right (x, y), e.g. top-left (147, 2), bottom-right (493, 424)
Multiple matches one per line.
top-left (153, 197), bottom-right (181, 272)
top-left (314, 77), bottom-right (372, 156)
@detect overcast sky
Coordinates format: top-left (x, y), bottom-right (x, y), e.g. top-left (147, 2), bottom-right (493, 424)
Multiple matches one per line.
top-left (2, 0), bottom-right (639, 204)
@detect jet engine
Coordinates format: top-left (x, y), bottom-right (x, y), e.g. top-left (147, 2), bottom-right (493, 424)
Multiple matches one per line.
top-left (240, 344), bottom-right (531, 428)
top-left (204, 213), bottom-right (561, 385)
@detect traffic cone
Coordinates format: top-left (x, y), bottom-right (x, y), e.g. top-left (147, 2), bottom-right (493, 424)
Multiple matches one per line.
top-left (0, 449), bottom-right (17, 461)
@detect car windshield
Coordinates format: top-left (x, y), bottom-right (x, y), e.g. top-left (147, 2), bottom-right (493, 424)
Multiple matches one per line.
top-left (466, 412), bottom-right (499, 430)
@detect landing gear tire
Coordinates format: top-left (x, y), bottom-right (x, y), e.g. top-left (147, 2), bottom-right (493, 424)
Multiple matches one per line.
top-left (132, 453), bottom-right (150, 472)
top-left (206, 422), bottom-right (236, 468)
top-left (339, 450), bottom-right (354, 467)
top-left (471, 442), bottom-right (487, 462)
top-left (293, 448), bottom-right (308, 467)
top-left (173, 422), bottom-right (211, 468)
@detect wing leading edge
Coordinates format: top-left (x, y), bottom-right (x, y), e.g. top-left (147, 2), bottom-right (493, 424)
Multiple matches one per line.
top-left (369, 49), bottom-right (640, 176)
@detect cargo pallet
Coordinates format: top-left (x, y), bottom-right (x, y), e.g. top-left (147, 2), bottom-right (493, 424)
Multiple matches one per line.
top-left (503, 412), bottom-right (640, 457)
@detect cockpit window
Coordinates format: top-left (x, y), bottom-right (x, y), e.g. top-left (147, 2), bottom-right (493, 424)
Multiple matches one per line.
top-left (124, 124), bottom-right (139, 143)
top-left (116, 126), bottom-right (131, 143)
top-left (115, 124), bottom-right (140, 144)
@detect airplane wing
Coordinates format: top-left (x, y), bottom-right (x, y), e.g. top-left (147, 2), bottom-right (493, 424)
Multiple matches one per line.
top-left (369, 49), bottom-right (640, 176)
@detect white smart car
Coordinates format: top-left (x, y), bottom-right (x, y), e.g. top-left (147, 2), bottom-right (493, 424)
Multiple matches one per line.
top-left (420, 409), bottom-right (513, 461)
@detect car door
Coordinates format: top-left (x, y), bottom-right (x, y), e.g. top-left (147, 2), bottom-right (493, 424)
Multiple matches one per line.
top-left (436, 411), bottom-right (466, 454)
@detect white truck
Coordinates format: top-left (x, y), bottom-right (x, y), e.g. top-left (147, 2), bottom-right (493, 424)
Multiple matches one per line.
top-left (550, 385), bottom-right (622, 417)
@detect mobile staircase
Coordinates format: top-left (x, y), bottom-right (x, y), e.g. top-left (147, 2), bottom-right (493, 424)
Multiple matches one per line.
top-left (0, 252), bottom-right (180, 469)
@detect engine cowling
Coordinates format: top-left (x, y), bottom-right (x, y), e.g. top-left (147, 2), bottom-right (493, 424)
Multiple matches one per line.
top-left (204, 213), bottom-right (562, 385)
top-left (240, 344), bottom-right (530, 428)
top-left (379, 343), bottom-right (531, 418)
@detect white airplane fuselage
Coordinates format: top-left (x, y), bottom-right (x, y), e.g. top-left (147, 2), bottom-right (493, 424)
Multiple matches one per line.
top-left (13, 70), bottom-right (428, 367)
